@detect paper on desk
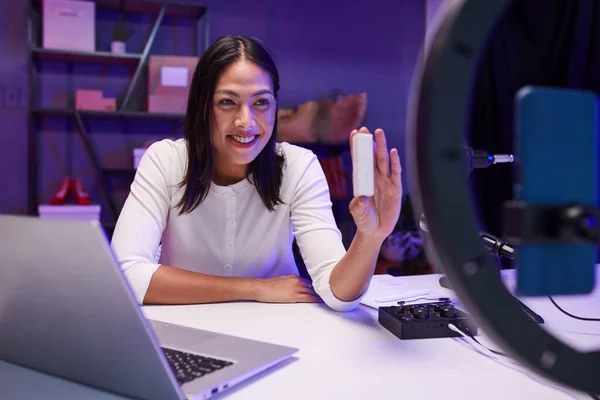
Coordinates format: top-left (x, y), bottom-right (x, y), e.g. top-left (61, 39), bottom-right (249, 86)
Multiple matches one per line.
top-left (360, 274), bottom-right (429, 309)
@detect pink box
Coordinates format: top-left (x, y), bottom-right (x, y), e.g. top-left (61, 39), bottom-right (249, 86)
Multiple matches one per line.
top-left (75, 90), bottom-right (116, 111)
top-left (148, 55), bottom-right (199, 113)
top-left (148, 94), bottom-right (187, 114)
top-left (99, 98), bottom-right (116, 111)
top-left (43, 0), bottom-right (95, 52)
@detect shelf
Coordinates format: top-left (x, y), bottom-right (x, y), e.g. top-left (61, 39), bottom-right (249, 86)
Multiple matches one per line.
top-left (32, 107), bottom-right (72, 117)
top-left (28, 0), bottom-right (211, 224)
top-left (35, 0), bottom-right (207, 19)
top-left (102, 0), bottom-right (207, 18)
top-left (80, 109), bottom-right (185, 120)
top-left (33, 108), bottom-right (185, 120)
top-left (132, 0), bottom-right (206, 18)
top-left (33, 47), bottom-right (142, 65)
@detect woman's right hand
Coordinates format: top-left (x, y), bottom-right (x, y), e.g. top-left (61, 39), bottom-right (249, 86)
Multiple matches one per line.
top-left (254, 275), bottom-right (321, 303)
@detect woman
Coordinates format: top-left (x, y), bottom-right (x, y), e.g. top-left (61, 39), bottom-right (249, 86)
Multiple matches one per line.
top-left (111, 35), bottom-right (402, 312)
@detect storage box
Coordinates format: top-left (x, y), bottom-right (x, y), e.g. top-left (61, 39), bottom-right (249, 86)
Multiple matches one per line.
top-left (148, 55), bottom-right (199, 113)
top-left (148, 95), bottom-right (188, 114)
top-left (43, 0), bottom-right (95, 52)
top-left (75, 90), bottom-right (116, 111)
top-left (38, 204), bottom-right (101, 222)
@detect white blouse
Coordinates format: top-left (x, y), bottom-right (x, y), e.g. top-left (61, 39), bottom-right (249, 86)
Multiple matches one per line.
top-left (111, 138), bottom-right (363, 311)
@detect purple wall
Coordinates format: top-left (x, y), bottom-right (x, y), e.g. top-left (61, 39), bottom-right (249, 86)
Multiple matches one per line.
top-left (0, 1), bottom-right (29, 215)
top-left (0, 0), bottom-right (425, 217)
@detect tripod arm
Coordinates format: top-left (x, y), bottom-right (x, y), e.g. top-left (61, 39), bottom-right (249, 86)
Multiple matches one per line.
top-left (420, 214), bottom-right (515, 259)
top-left (480, 232), bottom-right (516, 259)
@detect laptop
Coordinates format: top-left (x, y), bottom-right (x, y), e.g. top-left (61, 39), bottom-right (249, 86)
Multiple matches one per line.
top-left (0, 215), bottom-right (298, 400)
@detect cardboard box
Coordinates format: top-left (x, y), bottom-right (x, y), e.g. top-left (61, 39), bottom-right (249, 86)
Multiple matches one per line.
top-left (148, 95), bottom-right (187, 114)
top-left (38, 204), bottom-right (101, 222)
top-left (148, 55), bottom-right (199, 113)
top-left (43, 0), bottom-right (95, 52)
top-left (75, 90), bottom-right (116, 111)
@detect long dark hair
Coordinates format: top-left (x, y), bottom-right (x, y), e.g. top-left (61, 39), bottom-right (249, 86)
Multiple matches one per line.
top-left (176, 35), bottom-right (285, 215)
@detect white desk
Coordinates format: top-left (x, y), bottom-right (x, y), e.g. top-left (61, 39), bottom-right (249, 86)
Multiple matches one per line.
top-left (2, 270), bottom-right (599, 400)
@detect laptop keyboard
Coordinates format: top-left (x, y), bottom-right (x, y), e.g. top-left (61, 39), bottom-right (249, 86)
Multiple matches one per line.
top-left (161, 347), bottom-right (234, 385)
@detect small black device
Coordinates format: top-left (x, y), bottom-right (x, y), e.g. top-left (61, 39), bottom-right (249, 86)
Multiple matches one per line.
top-left (378, 301), bottom-right (478, 340)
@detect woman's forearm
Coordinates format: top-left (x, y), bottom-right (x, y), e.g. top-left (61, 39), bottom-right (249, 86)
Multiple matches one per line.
top-left (329, 231), bottom-right (385, 302)
top-left (143, 265), bottom-right (261, 305)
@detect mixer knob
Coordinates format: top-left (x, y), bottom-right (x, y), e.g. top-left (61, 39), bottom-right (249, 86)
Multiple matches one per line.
top-left (413, 306), bottom-right (429, 320)
top-left (440, 304), bottom-right (456, 318)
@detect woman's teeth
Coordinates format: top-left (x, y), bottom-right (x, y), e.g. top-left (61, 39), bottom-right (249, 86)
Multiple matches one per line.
top-left (231, 135), bottom-right (256, 144)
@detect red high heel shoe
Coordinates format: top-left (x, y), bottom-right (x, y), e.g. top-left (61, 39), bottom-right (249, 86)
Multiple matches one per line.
top-left (71, 177), bottom-right (92, 205)
top-left (49, 176), bottom-right (72, 205)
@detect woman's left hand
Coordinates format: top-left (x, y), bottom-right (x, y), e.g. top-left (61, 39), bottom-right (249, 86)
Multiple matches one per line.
top-left (348, 127), bottom-right (403, 241)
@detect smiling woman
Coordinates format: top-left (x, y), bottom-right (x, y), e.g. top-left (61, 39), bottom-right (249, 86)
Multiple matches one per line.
top-left (110, 35), bottom-right (403, 312)
top-left (178, 36), bottom-right (285, 214)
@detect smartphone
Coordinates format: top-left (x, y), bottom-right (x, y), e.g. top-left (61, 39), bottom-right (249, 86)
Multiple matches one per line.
top-left (513, 86), bottom-right (598, 296)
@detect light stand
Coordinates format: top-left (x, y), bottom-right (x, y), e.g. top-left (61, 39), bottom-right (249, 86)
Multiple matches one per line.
top-left (408, 0), bottom-right (600, 391)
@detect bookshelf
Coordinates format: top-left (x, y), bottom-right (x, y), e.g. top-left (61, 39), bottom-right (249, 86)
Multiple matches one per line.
top-left (33, 107), bottom-right (185, 120)
top-left (32, 47), bottom-right (143, 65)
top-left (35, 0), bottom-right (208, 18)
top-left (27, 0), bottom-right (209, 233)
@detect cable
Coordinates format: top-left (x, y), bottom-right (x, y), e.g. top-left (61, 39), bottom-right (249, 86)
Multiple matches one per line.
top-left (397, 297), bottom-right (450, 305)
top-left (589, 393), bottom-right (600, 400)
top-left (448, 324), bottom-right (580, 400)
top-left (452, 323), bottom-right (508, 357)
top-left (548, 296), bottom-right (600, 322)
